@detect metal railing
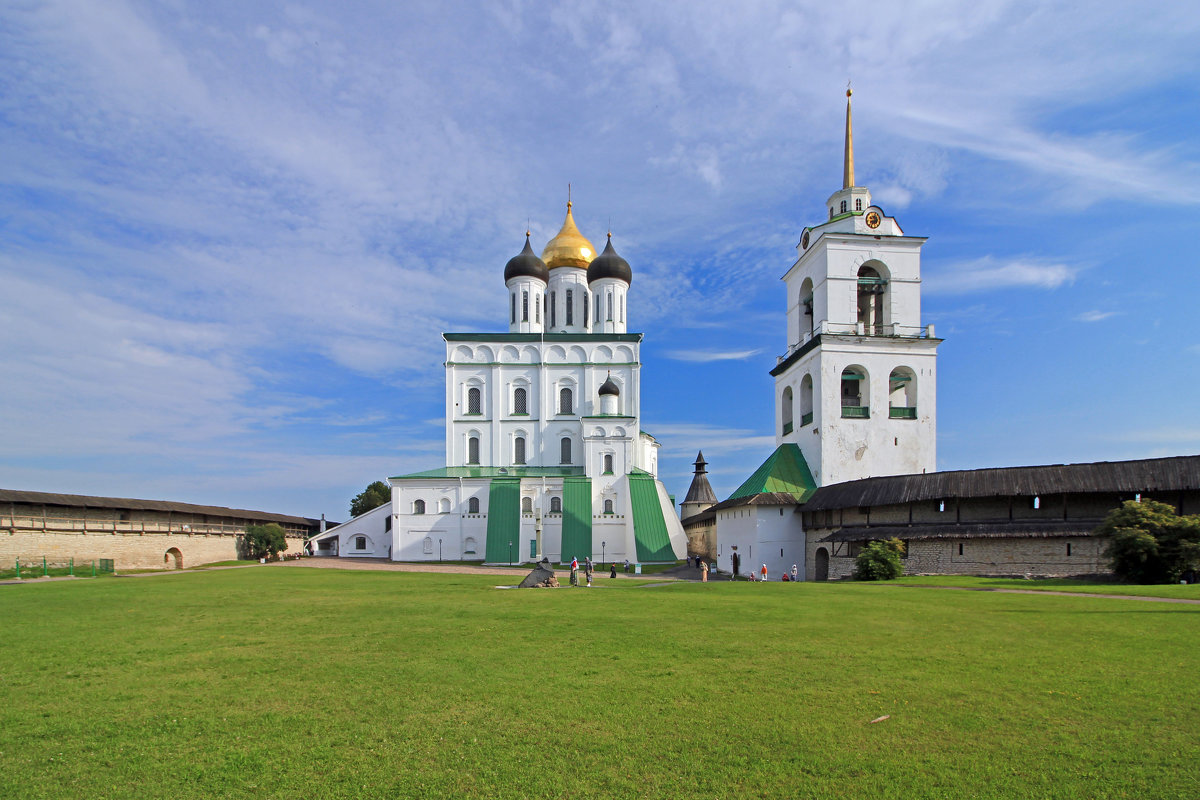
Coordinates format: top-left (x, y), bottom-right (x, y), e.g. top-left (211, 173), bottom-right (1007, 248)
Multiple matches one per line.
top-left (889, 406), bottom-right (918, 419)
top-left (841, 406), bottom-right (870, 419)
top-left (801, 412), bottom-right (814, 427)
top-left (2, 557), bottom-right (114, 580)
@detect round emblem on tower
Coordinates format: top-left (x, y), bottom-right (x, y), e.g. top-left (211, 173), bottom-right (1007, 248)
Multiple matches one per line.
top-left (865, 211), bottom-right (881, 229)
top-left (801, 229), bottom-right (810, 250)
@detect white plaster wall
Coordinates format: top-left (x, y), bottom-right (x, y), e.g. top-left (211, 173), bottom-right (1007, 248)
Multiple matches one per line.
top-left (547, 268), bottom-right (591, 333)
top-left (316, 503), bottom-right (391, 558)
top-left (590, 277), bottom-right (629, 334)
top-left (506, 276), bottom-right (547, 334)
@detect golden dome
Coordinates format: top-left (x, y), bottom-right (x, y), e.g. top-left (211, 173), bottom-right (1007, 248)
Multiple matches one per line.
top-left (541, 201), bottom-right (596, 269)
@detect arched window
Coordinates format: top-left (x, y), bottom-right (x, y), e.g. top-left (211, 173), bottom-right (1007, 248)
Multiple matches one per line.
top-left (464, 536), bottom-right (477, 554)
top-left (603, 454), bottom-right (614, 474)
top-left (550, 291), bottom-right (556, 327)
top-left (355, 536), bottom-right (366, 550)
top-left (781, 386), bottom-right (794, 435)
top-left (799, 278), bottom-right (814, 339)
top-left (888, 368), bottom-right (917, 419)
top-left (513, 387), bottom-right (527, 415)
top-left (560, 437), bottom-right (572, 464)
top-left (857, 266), bottom-right (887, 335)
top-left (840, 200), bottom-right (847, 213)
top-left (841, 367), bottom-right (869, 418)
top-left (413, 499), bottom-right (426, 515)
top-left (522, 290), bottom-right (529, 322)
top-left (439, 498), bottom-right (451, 513)
top-left (535, 292), bottom-right (540, 323)
top-left (521, 496), bottom-right (533, 513)
top-left (607, 292), bottom-right (613, 321)
top-left (855, 198), bottom-right (862, 211)
top-left (800, 374), bottom-right (814, 426)
top-left (467, 435), bottom-right (480, 465)
top-left (514, 436), bottom-right (526, 465)
top-left (467, 387), bottom-right (481, 415)
top-left (550, 496), bottom-right (562, 513)
top-left (620, 294), bottom-right (624, 323)
top-left (468, 497), bottom-right (480, 514)
top-left (559, 387), bottom-right (573, 414)
top-left (584, 290), bottom-right (589, 327)
top-left (566, 289), bottom-right (574, 325)
top-left (603, 499), bottom-right (614, 514)
top-left (423, 536), bottom-right (433, 554)
top-left (595, 293), bottom-right (601, 322)
top-left (510, 293), bottom-right (516, 323)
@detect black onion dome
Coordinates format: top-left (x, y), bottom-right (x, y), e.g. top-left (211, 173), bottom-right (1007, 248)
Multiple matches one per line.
top-left (586, 235), bottom-right (632, 284)
top-left (598, 375), bottom-right (620, 396)
top-left (504, 234), bottom-right (550, 283)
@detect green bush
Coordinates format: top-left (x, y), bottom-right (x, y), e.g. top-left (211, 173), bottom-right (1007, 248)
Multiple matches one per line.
top-left (854, 538), bottom-right (905, 581)
top-left (1098, 499), bottom-right (1200, 584)
top-left (242, 523), bottom-right (287, 560)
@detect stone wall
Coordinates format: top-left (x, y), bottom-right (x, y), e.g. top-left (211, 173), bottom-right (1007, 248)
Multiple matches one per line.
top-left (806, 533), bottom-right (1106, 581)
top-left (683, 516), bottom-right (716, 560)
top-left (0, 530), bottom-right (302, 570)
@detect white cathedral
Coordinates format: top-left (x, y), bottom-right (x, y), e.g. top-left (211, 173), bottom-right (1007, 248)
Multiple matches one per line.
top-left (706, 88), bottom-right (941, 579)
top-left (313, 203), bottom-right (688, 565)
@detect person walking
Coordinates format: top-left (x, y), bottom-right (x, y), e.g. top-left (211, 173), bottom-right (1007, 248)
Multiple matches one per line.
top-left (760, 563), bottom-right (768, 582)
top-left (610, 562), bottom-right (617, 579)
top-left (701, 561), bottom-right (709, 583)
top-left (570, 556), bottom-right (579, 587)
top-left (791, 564), bottom-right (798, 582)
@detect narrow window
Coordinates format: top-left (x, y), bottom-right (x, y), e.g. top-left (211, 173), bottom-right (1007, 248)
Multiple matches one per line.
top-left (514, 436), bottom-right (526, 465)
top-left (522, 290), bottom-right (529, 322)
top-left (550, 496), bottom-right (562, 513)
top-left (355, 536), bottom-right (366, 550)
top-left (559, 387), bottom-right (573, 414)
top-left (510, 293), bottom-right (516, 323)
top-left (1033, 496), bottom-right (1041, 509)
top-left (521, 496), bottom-right (532, 513)
top-left (550, 291), bottom-right (556, 327)
top-left (468, 497), bottom-right (479, 514)
top-left (560, 437), bottom-right (572, 464)
top-left (467, 436), bottom-right (480, 465)
top-left (938, 500), bottom-right (946, 513)
top-left (855, 198), bottom-right (862, 211)
top-left (385, 516), bottom-right (392, 531)
top-left (423, 536), bottom-right (433, 554)
top-left (840, 200), bottom-right (847, 213)
top-left (1067, 542), bottom-right (1072, 556)
top-left (604, 499), bottom-right (614, 514)
top-left (958, 542), bottom-right (963, 556)
top-left (535, 293), bottom-right (540, 323)
top-left (414, 499), bottom-right (425, 515)
top-left (566, 289), bottom-right (574, 325)
top-left (514, 387), bottom-right (527, 414)
top-left (467, 387), bottom-right (481, 414)
top-left (620, 295), bottom-right (624, 323)
top-left (607, 292), bottom-right (613, 321)
top-left (604, 454), bottom-right (613, 473)
top-left (583, 290), bottom-right (589, 327)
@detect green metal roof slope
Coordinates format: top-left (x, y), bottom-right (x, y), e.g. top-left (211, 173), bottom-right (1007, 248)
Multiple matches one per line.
top-left (728, 443), bottom-right (817, 502)
top-left (558, 477), bottom-right (592, 564)
top-left (484, 478), bottom-right (522, 563)
top-left (628, 474), bottom-right (676, 563)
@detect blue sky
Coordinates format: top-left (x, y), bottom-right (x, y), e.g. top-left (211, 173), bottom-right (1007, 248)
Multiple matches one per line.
top-left (2, 1), bottom-right (1199, 521)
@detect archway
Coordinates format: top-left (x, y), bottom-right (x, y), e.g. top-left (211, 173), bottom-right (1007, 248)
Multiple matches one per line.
top-left (164, 548), bottom-right (183, 570)
top-left (814, 547), bottom-right (829, 581)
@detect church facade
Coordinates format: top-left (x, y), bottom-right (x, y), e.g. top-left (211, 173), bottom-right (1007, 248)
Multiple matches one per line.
top-left (314, 204), bottom-right (687, 565)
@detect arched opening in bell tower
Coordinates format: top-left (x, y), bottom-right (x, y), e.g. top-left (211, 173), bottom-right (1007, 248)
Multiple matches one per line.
top-left (781, 386), bottom-right (794, 435)
top-left (841, 367), bottom-right (869, 418)
top-left (889, 368), bottom-right (918, 419)
top-left (800, 374), bottom-right (814, 427)
top-left (857, 265), bottom-right (888, 335)
top-left (799, 278), bottom-right (814, 340)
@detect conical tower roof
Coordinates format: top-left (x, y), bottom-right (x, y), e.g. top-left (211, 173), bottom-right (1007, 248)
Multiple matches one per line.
top-left (682, 451), bottom-right (717, 506)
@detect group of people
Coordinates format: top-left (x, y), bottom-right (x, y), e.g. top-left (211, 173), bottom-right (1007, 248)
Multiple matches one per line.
top-left (744, 563), bottom-right (800, 582)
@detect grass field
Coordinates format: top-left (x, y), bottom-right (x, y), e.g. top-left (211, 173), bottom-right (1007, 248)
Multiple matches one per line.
top-left (2, 567), bottom-right (1198, 799)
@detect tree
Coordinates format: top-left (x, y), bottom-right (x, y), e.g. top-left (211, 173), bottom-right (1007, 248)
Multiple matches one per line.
top-left (350, 481), bottom-right (391, 518)
top-left (1098, 499), bottom-right (1200, 584)
top-left (854, 537), bottom-right (905, 581)
top-left (243, 523), bottom-right (287, 560)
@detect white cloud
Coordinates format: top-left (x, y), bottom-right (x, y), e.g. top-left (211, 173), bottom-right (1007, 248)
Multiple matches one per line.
top-left (924, 257), bottom-right (1078, 295)
top-left (1075, 310), bottom-right (1121, 323)
top-left (665, 349), bottom-right (763, 363)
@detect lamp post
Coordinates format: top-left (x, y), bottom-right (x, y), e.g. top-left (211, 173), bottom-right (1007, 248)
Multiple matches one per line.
top-left (602, 541), bottom-right (606, 568)
top-left (438, 538), bottom-right (442, 562)
top-left (508, 540), bottom-right (513, 566)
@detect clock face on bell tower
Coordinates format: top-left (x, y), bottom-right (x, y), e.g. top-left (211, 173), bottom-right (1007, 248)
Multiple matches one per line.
top-left (865, 211), bottom-right (881, 229)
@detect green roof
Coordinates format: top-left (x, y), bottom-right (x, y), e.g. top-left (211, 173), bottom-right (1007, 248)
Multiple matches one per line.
top-left (727, 443), bottom-right (817, 503)
top-left (391, 466), bottom-right (585, 480)
top-left (629, 473), bottom-right (676, 563)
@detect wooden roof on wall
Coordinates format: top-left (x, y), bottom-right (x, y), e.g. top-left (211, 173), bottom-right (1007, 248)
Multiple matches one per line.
top-left (804, 455), bottom-right (1200, 511)
top-left (0, 488), bottom-right (321, 528)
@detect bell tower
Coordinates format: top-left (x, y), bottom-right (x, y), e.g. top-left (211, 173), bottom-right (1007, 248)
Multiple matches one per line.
top-left (770, 89), bottom-right (941, 486)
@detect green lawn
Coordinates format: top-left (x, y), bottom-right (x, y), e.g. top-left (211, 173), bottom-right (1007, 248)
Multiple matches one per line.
top-left (894, 574), bottom-right (1200, 599)
top-left (2, 569), bottom-right (1198, 799)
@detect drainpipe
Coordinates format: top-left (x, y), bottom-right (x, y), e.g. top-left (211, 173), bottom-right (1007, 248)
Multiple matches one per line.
top-left (458, 476), bottom-right (465, 561)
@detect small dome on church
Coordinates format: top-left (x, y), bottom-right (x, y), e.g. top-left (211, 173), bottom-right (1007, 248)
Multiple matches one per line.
top-left (598, 375), bottom-right (620, 396)
top-left (542, 202), bottom-right (596, 270)
top-left (504, 234), bottom-right (550, 283)
top-left (587, 235), bottom-right (632, 285)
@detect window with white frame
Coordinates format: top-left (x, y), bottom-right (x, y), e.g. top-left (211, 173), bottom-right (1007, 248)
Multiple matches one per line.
top-left (513, 387), bottom-right (527, 415)
top-left (414, 499), bottom-right (425, 514)
top-left (467, 387), bottom-right (481, 415)
top-left (559, 387), bottom-right (573, 414)
top-left (560, 437), bottom-right (572, 464)
top-left (514, 436), bottom-right (526, 465)
top-left (550, 496), bottom-right (561, 513)
top-left (467, 435), bottom-right (480, 465)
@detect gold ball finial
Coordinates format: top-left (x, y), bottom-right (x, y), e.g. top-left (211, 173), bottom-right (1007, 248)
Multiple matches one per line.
top-left (847, 88), bottom-right (853, 98)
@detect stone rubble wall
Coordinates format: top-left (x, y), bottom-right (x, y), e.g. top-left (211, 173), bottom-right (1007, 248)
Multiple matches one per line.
top-left (0, 530), bottom-right (301, 570)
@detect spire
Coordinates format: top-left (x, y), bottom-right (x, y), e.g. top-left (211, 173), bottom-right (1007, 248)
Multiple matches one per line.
top-left (843, 86), bottom-right (855, 190)
top-left (693, 451), bottom-right (708, 474)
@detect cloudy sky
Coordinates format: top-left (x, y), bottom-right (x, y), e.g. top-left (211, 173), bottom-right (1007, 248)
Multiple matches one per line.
top-left (2, 0), bottom-right (1199, 520)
